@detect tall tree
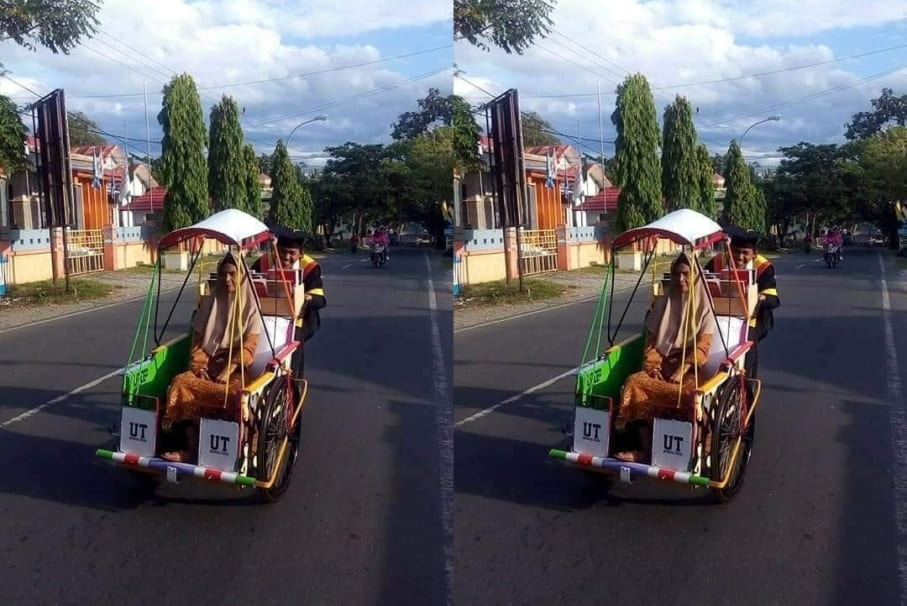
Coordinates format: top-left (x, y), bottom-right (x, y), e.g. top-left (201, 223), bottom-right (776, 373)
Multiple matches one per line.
top-left (0, 94), bottom-right (27, 174)
top-left (661, 95), bottom-right (698, 212)
top-left (845, 88), bottom-right (907, 141)
top-left (393, 88), bottom-right (482, 176)
top-left (67, 111), bottom-right (106, 147)
top-left (611, 73), bottom-right (663, 232)
top-left (0, 0), bottom-right (101, 54)
top-left (207, 95), bottom-right (246, 212)
top-left (158, 73), bottom-right (209, 232)
top-left (722, 140), bottom-right (757, 230)
top-left (520, 111), bottom-right (560, 147)
top-left (454, 0), bottom-right (557, 54)
top-left (242, 144), bottom-right (262, 218)
top-left (856, 126), bottom-right (907, 247)
top-left (268, 140), bottom-right (306, 231)
top-left (695, 144), bottom-right (716, 218)
top-left (451, 95), bottom-right (482, 174)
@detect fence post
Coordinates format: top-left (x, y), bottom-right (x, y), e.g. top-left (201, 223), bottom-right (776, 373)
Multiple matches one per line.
top-left (556, 224), bottom-right (569, 271)
top-left (103, 225), bottom-right (117, 271)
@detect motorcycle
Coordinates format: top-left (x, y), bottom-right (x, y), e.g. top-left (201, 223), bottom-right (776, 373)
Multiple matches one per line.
top-left (370, 243), bottom-right (387, 268)
top-left (824, 242), bottom-right (841, 268)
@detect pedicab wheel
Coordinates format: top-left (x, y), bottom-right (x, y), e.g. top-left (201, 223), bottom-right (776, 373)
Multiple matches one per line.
top-left (710, 376), bottom-right (753, 503)
top-left (256, 375), bottom-right (299, 503)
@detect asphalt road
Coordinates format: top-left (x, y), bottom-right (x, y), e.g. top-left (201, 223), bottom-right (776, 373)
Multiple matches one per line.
top-left (0, 247), bottom-right (453, 606)
top-left (454, 247), bottom-right (907, 606)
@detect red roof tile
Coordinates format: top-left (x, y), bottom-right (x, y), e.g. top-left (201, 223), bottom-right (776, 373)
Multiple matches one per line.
top-left (123, 186), bottom-right (167, 212)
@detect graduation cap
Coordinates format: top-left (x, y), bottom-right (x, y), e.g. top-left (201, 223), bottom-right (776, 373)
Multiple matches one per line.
top-left (725, 225), bottom-right (762, 249)
top-left (270, 225), bottom-right (311, 249)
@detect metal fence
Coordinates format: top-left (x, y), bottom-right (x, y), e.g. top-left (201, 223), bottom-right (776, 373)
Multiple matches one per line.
top-left (65, 229), bottom-right (104, 275)
top-left (519, 228), bottom-right (558, 276)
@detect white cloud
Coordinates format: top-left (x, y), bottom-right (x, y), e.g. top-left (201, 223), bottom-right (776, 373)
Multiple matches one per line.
top-left (1, 0), bottom-right (452, 166)
top-left (454, 0), bottom-right (907, 163)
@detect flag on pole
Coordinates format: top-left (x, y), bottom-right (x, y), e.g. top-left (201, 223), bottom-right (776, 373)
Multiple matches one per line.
top-left (545, 150), bottom-right (554, 189)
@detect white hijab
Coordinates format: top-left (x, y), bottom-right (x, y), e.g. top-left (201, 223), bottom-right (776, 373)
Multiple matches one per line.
top-left (647, 252), bottom-right (716, 357)
top-left (195, 252), bottom-right (262, 357)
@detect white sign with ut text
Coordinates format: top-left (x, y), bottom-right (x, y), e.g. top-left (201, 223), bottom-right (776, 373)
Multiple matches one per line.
top-left (652, 418), bottom-right (693, 471)
top-left (198, 418), bottom-right (240, 470)
top-left (119, 406), bottom-right (157, 458)
top-left (573, 406), bottom-right (611, 458)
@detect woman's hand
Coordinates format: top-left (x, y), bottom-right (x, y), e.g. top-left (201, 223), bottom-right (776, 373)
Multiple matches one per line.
top-left (669, 364), bottom-right (689, 384)
top-left (645, 366), bottom-right (662, 379)
top-left (215, 364), bottom-right (236, 384)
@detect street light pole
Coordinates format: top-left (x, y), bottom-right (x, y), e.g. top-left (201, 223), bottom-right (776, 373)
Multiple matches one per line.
top-left (739, 114), bottom-right (781, 148)
top-left (285, 115), bottom-right (327, 150)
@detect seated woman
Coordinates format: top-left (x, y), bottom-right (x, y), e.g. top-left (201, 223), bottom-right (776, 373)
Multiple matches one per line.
top-left (161, 251), bottom-right (263, 463)
top-left (614, 252), bottom-right (716, 463)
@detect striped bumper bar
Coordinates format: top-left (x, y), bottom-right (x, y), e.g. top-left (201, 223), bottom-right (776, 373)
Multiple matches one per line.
top-left (95, 449), bottom-right (257, 487)
top-left (548, 449), bottom-right (711, 487)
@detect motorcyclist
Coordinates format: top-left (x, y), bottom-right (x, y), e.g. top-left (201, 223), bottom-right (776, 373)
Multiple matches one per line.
top-left (825, 226), bottom-right (843, 260)
top-left (372, 226), bottom-right (390, 260)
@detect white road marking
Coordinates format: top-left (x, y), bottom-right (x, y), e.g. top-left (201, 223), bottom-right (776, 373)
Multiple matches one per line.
top-left (424, 252), bottom-right (453, 604)
top-left (455, 367), bottom-right (578, 428)
top-left (796, 264), bottom-right (806, 269)
top-left (878, 252), bottom-right (907, 604)
top-left (0, 366), bottom-right (125, 429)
top-left (341, 264), bottom-right (352, 269)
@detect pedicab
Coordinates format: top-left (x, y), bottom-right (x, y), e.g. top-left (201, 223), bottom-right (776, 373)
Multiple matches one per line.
top-left (95, 209), bottom-right (308, 503)
top-left (548, 209), bottom-right (762, 503)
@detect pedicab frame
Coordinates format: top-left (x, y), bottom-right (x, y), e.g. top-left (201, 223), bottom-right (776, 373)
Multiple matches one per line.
top-left (95, 209), bottom-right (308, 503)
top-left (548, 209), bottom-right (763, 503)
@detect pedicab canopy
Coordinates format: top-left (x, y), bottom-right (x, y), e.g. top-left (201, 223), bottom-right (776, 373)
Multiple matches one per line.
top-left (610, 208), bottom-right (724, 251)
top-left (158, 209), bottom-right (270, 250)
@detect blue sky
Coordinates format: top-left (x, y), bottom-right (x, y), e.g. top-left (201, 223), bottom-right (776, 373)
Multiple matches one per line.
top-left (454, 0), bottom-right (907, 167)
top-left (0, 0), bottom-right (452, 166)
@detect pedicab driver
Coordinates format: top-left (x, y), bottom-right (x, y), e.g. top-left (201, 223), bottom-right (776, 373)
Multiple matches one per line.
top-left (704, 226), bottom-right (780, 381)
top-left (251, 227), bottom-right (326, 380)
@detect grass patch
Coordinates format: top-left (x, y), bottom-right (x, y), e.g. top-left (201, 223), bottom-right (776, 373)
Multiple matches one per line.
top-left (895, 257), bottom-right (907, 270)
top-left (458, 278), bottom-right (569, 307)
top-left (440, 257), bottom-right (453, 270)
top-left (4, 278), bottom-right (122, 308)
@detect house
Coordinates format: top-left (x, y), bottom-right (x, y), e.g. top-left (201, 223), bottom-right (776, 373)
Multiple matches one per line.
top-left (121, 186), bottom-right (167, 225)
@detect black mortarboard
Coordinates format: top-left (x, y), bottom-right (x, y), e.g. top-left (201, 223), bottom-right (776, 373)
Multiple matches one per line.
top-left (725, 225), bottom-right (761, 248)
top-left (271, 225), bottom-right (309, 248)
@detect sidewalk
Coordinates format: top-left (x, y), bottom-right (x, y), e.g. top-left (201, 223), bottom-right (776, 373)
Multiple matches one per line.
top-left (0, 249), bottom-right (337, 332)
top-left (454, 268), bottom-right (646, 331)
top-left (0, 269), bottom-right (188, 332)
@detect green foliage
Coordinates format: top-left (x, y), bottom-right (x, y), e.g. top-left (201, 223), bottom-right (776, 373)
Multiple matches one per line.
top-left (268, 140), bottom-right (308, 231)
top-left (695, 144), bottom-right (716, 218)
top-left (158, 73), bottom-right (209, 232)
top-left (207, 95), bottom-right (246, 212)
top-left (67, 111), bottom-right (106, 147)
top-left (454, 0), bottom-right (556, 54)
top-left (392, 89), bottom-right (481, 174)
top-left (611, 73), bottom-right (663, 232)
top-left (845, 88), bottom-right (907, 141)
top-left (661, 95), bottom-right (698, 212)
top-left (722, 140), bottom-right (756, 229)
top-left (520, 111), bottom-right (560, 147)
top-left (242, 144), bottom-right (262, 218)
top-left (0, 94), bottom-right (27, 174)
top-left (0, 0), bottom-right (101, 54)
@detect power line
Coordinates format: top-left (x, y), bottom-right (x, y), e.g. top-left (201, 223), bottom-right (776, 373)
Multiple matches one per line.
top-left (246, 67), bottom-right (450, 128)
top-left (1, 73), bottom-right (43, 98)
top-left (460, 39), bottom-right (907, 100)
top-left (50, 44), bottom-right (453, 100)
